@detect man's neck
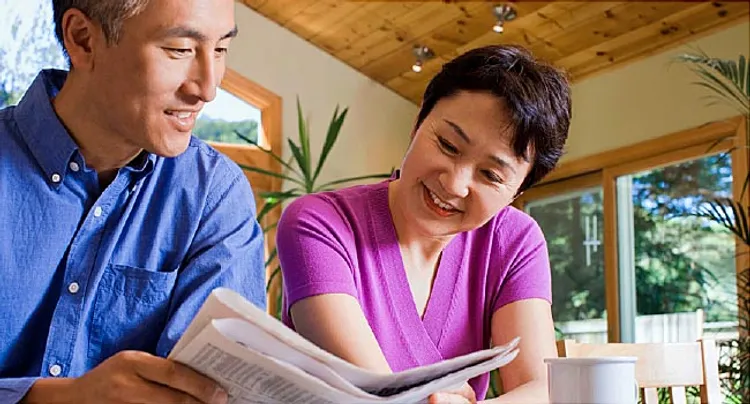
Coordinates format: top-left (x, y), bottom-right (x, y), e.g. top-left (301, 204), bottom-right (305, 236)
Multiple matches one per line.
top-left (51, 74), bottom-right (143, 175)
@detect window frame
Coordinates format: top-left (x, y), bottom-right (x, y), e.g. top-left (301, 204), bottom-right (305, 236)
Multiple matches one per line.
top-left (517, 116), bottom-right (747, 342)
top-left (207, 68), bottom-right (283, 314)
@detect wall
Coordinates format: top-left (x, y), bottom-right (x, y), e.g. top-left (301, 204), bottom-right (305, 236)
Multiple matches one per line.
top-left (565, 21), bottom-right (749, 162)
top-left (228, 4), bottom-right (417, 185)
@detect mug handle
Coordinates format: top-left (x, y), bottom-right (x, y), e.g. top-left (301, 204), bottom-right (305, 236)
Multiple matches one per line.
top-left (633, 381), bottom-right (640, 404)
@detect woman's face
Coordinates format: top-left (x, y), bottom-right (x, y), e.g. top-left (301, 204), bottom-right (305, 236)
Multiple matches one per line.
top-left (394, 90), bottom-right (533, 238)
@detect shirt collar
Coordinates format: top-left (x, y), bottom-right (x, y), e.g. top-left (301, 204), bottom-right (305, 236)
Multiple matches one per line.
top-left (13, 69), bottom-right (156, 186)
top-left (13, 69), bottom-right (79, 188)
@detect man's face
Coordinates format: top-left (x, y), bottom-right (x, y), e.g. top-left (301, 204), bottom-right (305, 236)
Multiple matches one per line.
top-left (88, 0), bottom-right (236, 157)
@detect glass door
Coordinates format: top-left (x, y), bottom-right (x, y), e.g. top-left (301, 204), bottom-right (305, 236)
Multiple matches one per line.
top-left (526, 187), bottom-right (607, 342)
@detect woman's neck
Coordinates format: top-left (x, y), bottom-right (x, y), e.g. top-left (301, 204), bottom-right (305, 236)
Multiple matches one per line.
top-left (387, 180), bottom-right (452, 270)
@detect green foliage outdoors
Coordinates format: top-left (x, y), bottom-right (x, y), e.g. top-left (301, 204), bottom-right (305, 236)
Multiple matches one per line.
top-left (193, 117), bottom-right (259, 145)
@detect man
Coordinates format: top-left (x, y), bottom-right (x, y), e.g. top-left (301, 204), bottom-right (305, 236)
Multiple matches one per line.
top-left (0, 0), bottom-right (266, 402)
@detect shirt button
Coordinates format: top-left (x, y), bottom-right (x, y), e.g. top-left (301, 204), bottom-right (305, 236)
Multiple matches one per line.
top-left (93, 206), bottom-right (103, 217)
top-left (49, 364), bottom-right (62, 377)
top-left (69, 162), bottom-right (80, 172)
top-left (68, 282), bottom-right (80, 294)
top-left (51, 173), bottom-right (61, 183)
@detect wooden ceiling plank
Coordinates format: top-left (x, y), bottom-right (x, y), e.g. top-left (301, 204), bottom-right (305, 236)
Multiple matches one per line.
top-left (388, 2), bottom-right (688, 99)
top-left (344, 3), bottom-right (496, 69)
top-left (313, 3), bottom-right (426, 54)
top-left (360, 2), bottom-right (554, 82)
top-left (253, 0), bottom-right (319, 26)
top-left (238, 0), bottom-right (268, 10)
top-left (284, 0), bottom-right (363, 40)
top-left (533, 2), bottom-right (693, 62)
top-left (333, 3), bottom-right (476, 66)
top-left (381, 2), bottom-right (580, 93)
top-left (306, 2), bottom-right (394, 47)
top-left (563, 2), bottom-right (749, 80)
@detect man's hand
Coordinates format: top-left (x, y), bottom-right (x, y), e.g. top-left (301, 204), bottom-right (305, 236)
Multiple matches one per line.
top-left (428, 382), bottom-right (477, 404)
top-left (23, 351), bottom-right (228, 404)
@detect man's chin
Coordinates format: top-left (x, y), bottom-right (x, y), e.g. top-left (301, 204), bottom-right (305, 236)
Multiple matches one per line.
top-left (150, 137), bottom-right (191, 158)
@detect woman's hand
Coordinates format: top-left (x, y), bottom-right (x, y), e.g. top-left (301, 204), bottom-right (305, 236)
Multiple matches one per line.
top-left (428, 382), bottom-right (477, 404)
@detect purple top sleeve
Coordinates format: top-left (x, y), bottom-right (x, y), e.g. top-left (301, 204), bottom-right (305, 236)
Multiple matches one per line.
top-left (491, 212), bottom-right (552, 313)
top-left (276, 194), bottom-right (359, 326)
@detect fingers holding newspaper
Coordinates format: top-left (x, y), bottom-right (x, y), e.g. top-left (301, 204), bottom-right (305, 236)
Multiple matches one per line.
top-left (428, 382), bottom-right (477, 404)
top-left (23, 351), bottom-right (229, 404)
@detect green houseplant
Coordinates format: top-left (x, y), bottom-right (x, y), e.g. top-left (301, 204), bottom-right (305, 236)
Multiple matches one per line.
top-left (676, 51), bottom-right (749, 403)
top-left (236, 97), bottom-right (392, 317)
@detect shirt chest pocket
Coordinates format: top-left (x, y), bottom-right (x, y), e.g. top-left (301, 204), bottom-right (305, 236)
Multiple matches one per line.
top-left (88, 264), bottom-right (178, 363)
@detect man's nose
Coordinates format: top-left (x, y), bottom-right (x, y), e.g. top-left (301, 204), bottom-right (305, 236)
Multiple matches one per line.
top-left (186, 54), bottom-right (219, 102)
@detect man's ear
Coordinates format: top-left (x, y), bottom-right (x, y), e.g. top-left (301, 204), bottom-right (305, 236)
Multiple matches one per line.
top-left (60, 8), bottom-right (102, 71)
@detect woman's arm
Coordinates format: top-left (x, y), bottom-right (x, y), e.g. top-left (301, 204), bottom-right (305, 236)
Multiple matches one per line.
top-left (290, 294), bottom-right (392, 373)
top-left (484, 298), bottom-right (557, 403)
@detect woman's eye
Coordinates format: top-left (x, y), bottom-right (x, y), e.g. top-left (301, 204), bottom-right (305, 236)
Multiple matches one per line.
top-left (215, 48), bottom-right (229, 56)
top-left (438, 137), bottom-right (458, 155)
top-left (482, 170), bottom-right (504, 184)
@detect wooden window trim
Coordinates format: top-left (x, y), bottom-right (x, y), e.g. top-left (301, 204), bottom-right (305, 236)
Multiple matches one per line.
top-left (523, 116), bottom-right (747, 343)
top-left (205, 68), bottom-right (284, 314)
top-left (541, 116), bottom-right (744, 185)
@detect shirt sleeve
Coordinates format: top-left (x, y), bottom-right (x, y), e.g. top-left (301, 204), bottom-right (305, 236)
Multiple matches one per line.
top-left (491, 211), bottom-right (552, 313)
top-left (155, 160), bottom-right (267, 356)
top-left (276, 194), bottom-right (359, 327)
top-left (0, 377), bottom-right (37, 403)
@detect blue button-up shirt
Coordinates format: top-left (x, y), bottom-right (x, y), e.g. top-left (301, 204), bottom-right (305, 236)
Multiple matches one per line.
top-left (0, 70), bottom-right (266, 402)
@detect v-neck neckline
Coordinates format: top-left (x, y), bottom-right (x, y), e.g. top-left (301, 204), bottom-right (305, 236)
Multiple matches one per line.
top-left (367, 181), bottom-right (466, 364)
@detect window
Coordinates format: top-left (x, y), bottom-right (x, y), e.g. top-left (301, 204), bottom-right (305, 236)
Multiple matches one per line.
top-left (518, 116), bottom-right (746, 344)
top-left (193, 88), bottom-right (262, 146)
top-left (0, 0), bottom-right (66, 107)
top-left (526, 185), bottom-right (606, 342)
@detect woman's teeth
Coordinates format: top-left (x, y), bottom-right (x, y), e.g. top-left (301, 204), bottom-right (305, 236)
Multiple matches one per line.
top-left (428, 189), bottom-right (455, 211)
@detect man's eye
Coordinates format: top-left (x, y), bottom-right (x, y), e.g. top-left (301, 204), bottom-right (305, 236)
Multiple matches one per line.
top-left (438, 137), bottom-right (458, 155)
top-left (166, 48), bottom-right (192, 56)
top-left (215, 48), bottom-right (229, 55)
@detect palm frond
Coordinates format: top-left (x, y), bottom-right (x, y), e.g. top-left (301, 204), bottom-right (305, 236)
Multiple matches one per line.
top-left (314, 172), bottom-right (393, 192)
top-left (676, 51), bottom-right (749, 114)
top-left (287, 138), bottom-right (311, 189)
top-left (295, 97), bottom-right (313, 187)
top-left (257, 198), bottom-right (281, 223)
top-left (234, 130), bottom-right (302, 178)
top-left (695, 198), bottom-right (750, 245)
top-left (237, 163), bottom-right (305, 187)
top-left (313, 105), bottom-right (348, 184)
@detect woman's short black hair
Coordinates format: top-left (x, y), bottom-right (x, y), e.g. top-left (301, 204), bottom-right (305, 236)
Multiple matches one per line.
top-left (416, 45), bottom-right (572, 192)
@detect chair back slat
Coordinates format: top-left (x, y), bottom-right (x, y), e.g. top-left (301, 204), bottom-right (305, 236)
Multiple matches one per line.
top-left (668, 386), bottom-right (687, 404)
top-left (641, 387), bottom-right (659, 404)
top-left (556, 339), bottom-right (722, 404)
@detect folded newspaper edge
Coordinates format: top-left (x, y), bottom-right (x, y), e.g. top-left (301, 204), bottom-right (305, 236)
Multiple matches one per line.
top-left (169, 288), bottom-right (521, 403)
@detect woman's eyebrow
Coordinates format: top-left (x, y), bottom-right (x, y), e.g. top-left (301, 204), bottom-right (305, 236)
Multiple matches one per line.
top-left (443, 119), bottom-right (471, 144)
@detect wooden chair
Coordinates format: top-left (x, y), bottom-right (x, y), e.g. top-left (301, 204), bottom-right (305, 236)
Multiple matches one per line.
top-left (556, 339), bottom-right (722, 404)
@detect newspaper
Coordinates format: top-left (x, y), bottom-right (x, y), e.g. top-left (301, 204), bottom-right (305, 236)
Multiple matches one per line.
top-left (168, 288), bottom-right (520, 404)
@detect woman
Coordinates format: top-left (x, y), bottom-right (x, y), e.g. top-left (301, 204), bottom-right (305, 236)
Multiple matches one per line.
top-left (276, 45), bottom-right (571, 403)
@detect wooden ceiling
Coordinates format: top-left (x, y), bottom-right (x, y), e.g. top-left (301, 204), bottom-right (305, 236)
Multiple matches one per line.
top-left (239, 1), bottom-right (749, 104)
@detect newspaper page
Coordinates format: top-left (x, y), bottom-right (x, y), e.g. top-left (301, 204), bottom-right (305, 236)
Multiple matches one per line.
top-left (173, 318), bottom-right (520, 404)
top-left (170, 288), bottom-right (521, 402)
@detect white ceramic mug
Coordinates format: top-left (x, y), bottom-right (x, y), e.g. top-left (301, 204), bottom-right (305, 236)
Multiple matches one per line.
top-left (544, 357), bottom-right (638, 404)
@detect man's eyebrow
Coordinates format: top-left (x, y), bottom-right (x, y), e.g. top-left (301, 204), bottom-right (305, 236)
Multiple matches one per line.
top-left (443, 119), bottom-right (471, 145)
top-left (159, 25), bottom-right (238, 42)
